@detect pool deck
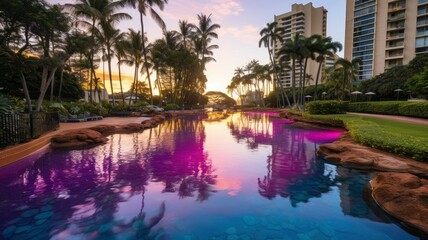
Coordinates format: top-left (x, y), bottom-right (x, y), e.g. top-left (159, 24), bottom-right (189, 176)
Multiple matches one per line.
top-left (0, 117), bottom-right (149, 167)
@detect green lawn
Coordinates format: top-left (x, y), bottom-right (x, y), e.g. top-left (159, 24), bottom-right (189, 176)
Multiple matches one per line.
top-left (301, 113), bottom-right (428, 162)
top-left (359, 116), bottom-right (428, 138)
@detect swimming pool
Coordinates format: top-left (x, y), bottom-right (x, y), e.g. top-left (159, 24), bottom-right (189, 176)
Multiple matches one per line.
top-left (0, 112), bottom-right (420, 239)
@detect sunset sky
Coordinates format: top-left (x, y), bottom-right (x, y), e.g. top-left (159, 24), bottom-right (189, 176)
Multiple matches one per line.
top-left (47, 0), bottom-right (346, 94)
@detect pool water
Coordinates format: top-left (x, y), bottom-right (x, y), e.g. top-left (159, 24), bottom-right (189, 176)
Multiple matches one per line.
top-left (0, 112), bottom-right (421, 239)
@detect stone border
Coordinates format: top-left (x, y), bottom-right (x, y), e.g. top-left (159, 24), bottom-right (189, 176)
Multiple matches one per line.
top-left (50, 111), bottom-right (208, 150)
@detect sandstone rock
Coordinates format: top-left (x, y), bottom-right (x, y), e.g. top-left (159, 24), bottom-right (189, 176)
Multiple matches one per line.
top-left (51, 129), bottom-right (108, 149)
top-left (318, 133), bottom-right (428, 176)
top-left (371, 173), bottom-right (428, 233)
top-left (89, 125), bottom-right (117, 135)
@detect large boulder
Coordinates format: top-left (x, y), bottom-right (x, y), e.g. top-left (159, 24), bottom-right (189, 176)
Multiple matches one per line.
top-left (371, 173), bottom-right (428, 234)
top-left (318, 134), bottom-right (428, 176)
top-left (51, 129), bottom-right (108, 149)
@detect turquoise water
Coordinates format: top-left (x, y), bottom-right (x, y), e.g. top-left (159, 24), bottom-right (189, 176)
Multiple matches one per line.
top-left (0, 112), bottom-right (421, 239)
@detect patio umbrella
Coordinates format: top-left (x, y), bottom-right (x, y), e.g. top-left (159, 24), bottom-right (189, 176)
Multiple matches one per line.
top-left (321, 91), bottom-right (327, 100)
top-left (365, 92), bottom-right (375, 101)
top-left (350, 91), bottom-right (362, 102)
top-left (305, 95), bottom-right (312, 102)
top-left (394, 89), bottom-right (403, 100)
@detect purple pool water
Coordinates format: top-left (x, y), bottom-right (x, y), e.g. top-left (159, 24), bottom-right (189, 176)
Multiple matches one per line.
top-left (0, 112), bottom-right (421, 239)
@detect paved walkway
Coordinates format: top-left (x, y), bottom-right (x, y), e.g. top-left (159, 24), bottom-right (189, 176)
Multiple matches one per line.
top-left (348, 112), bottom-right (428, 125)
top-left (0, 117), bottom-right (149, 167)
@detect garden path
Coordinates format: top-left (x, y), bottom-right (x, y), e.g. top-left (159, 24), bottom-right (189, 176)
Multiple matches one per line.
top-left (348, 112), bottom-right (428, 125)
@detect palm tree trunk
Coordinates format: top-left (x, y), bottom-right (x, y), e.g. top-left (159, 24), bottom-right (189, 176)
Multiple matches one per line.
top-left (302, 58), bottom-right (309, 110)
top-left (107, 48), bottom-right (115, 106)
top-left (291, 58), bottom-right (297, 106)
top-left (314, 61), bottom-right (322, 101)
top-left (118, 59), bottom-right (125, 102)
top-left (58, 67), bottom-right (64, 101)
top-left (139, 13), bottom-right (154, 105)
top-left (19, 71), bottom-right (32, 113)
top-left (267, 45), bottom-right (290, 107)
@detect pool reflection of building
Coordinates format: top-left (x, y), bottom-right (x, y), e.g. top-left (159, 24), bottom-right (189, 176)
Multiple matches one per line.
top-left (228, 112), bottom-right (337, 206)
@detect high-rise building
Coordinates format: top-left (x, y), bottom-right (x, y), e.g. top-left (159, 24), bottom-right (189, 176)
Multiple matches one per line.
top-left (273, 3), bottom-right (328, 88)
top-left (345, 0), bottom-right (428, 82)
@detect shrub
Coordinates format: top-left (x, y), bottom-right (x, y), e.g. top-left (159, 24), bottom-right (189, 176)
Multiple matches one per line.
top-left (164, 103), bottom-right (180, 111)
top-left (398, 102), bottom-right (428, 118)
top-left (349, 101), bottom-right (428, 118)
top-left (306, 100), bottom-right (349, 115)
top-left (130, 101), bottom-right (149, 111)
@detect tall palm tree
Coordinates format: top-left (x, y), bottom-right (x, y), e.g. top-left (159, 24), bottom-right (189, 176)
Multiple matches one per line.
top-left (122, 0), bottom-right (168, 105)
top-left (313, 36), bottom-right (342, 100)
top-left (122, 29), bottom-right (145, 104)
top-left (259, 21), bottom-right (290, 107)
top-left (335, 57), bottom-right (362, 100)
top-left (113, 33), bottom-right (127, 102)
top-left (279, 33), bottom-right (304, 106)
top-left (96, 18), bottom-right (129, 105)
top-left (299, 35), bottom-right (320, 107)
top-left (67, 0), bottom-right (128, 102)
top-left (178, 20), bottom-right (194, 50)
top-left (193, 13), bottom-right (220, 69)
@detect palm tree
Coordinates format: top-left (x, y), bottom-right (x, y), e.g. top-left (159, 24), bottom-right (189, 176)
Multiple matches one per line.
top-left (122, 0), bottom-right (168, 105)
top-left (313, 36), bottom-right (342, 100)
top-left (335, 57), bottom-right (362, 100)
top-left (299, 34), bottom-right (320, 107)
top-left (96, 18), bottom-right (129, 105)
top-left (178, 20), bottom-right (194, 50)
top-left (67, 0), bottom-right (128, 102)
top-left (193, 13), bottom-right (220, 69)
top-left (113, 33), bottom-right (127, 102)
top-left (279, 33), bottom-right (304, 106)
top-left (259, 21), bottom-right (290, 107)
top-left (122, 29), bottom-right (145, 104)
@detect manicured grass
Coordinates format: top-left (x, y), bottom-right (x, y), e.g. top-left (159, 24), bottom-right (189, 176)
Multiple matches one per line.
top-left (359, 116), bottom-right (428, 138)
top-left (301, 113), bottom-right (428, 162)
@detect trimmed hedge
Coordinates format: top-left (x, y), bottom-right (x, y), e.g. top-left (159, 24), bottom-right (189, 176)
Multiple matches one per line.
top-left (306, 100), bottom-right (349, 115)
top-left (302, 113), bottom-right (428, 162)
top-left (164, 104), bottom-right (180, 111)
top-left (349, 101), bottom-right (428, 118)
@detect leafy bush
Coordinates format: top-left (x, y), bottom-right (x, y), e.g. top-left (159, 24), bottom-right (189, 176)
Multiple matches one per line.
top-left (398, 102), bottom-right (428, 118)
top-left (349, 101), bottom-right (428, 118)
top-left (110, 102), bottom-right (130, 112)
top-left (306, 100), bottom-right (349, 114)
top-left (130, 101), bottom-right (149, 111)
top-left (164, 103), bottom-right (180, 111)
top-left (303, 113), bottom-right (428, 162)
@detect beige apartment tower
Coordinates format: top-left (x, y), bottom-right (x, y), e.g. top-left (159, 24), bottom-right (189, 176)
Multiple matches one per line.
top-left (274, 3), bottom-right (328, 88)
top-left (345, 0), bottom-right (428, 82)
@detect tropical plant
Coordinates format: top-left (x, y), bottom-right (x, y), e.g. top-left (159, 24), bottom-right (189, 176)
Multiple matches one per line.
top-left (313, 36), bottom-right (342, 100)
top-left (335, 57), bottom-right (362, 100)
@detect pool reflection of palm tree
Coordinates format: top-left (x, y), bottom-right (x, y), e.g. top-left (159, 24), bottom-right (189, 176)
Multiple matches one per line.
top-left (146, 117), bottom-right (217, 201)
top-left (227, 113), bottom-right (337, 206)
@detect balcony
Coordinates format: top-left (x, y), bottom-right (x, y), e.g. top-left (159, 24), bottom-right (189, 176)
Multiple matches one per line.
top-left (388, 5), bottom-right (406, 12)
top-left (385, 53), bottom-right (404, 60)
top-left (386, 33), bottom-right (405, 40)
top-left (388, 14), bottom-right (405, 22)
top-left (419, 0), bottom-right (428, 5)
top-left (385, 43), bottom-right (404, 50)
top-left (387, 24), bottom-right (405, 31)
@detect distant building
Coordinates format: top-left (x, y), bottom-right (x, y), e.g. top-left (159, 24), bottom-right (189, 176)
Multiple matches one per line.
top-left (84, 88), bottom-right (109, 103)
top-left (274, 2), bottom-right (329, 88)
top-left (345, 0), bottom-right (427, 82)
